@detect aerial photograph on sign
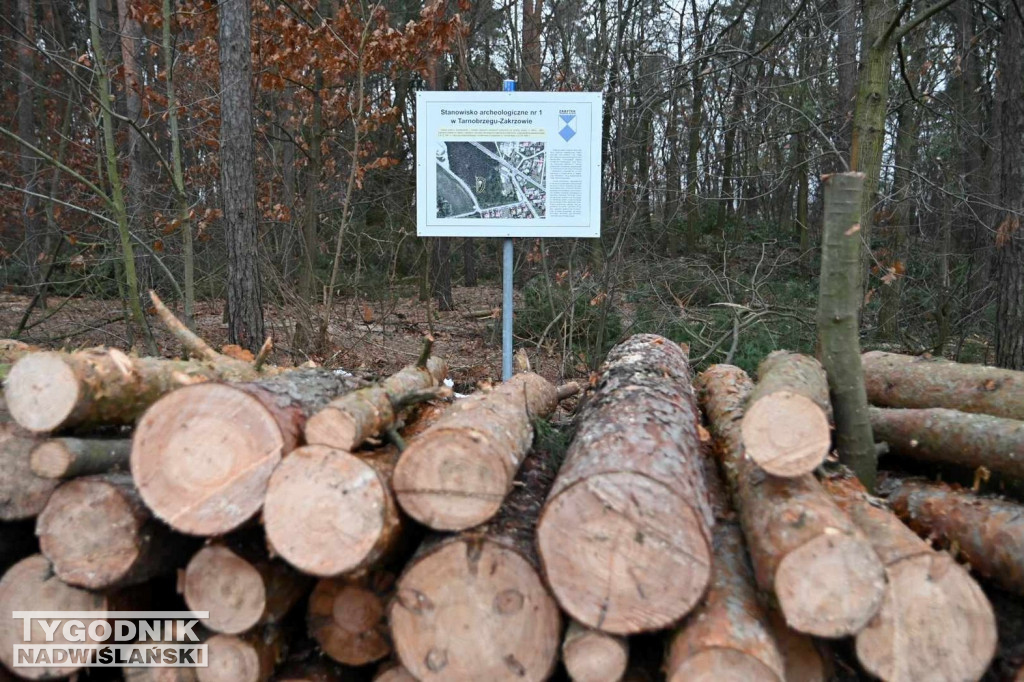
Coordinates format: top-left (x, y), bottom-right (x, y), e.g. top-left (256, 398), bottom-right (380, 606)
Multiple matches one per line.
top-left (435, 141), bottom-right (546, 219)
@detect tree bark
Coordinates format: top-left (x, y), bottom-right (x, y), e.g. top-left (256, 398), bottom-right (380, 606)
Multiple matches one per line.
top-left (17, 0), bottom-right (41, 286)
top-left (133, 368), bottom-right (364, 536)
top-left (824, 472), bottom-right (996, 681)
top-left (308, 571), bottom-right (394, 667)
top-left (861, 351), bottom-right (1024, 420)
top-left (696, 364), bottom-right (885, 638)
top-left (0, 424), bottom-right (54, 520)
top-left (30, 437), bottom-right (131, 479)
top-left (218, 0), bottom-right (264, 351)
top-left (430, 238), bottom-right (453, 312)
top-left (561, 621), bottom-right (629, 682)
top-left (389, 448), bottom-right (562, 682)
top-left (392, 372), bottom-right (558, 531)
top-left (537, 334), bottom-right (713, 634)
top-left (741, 350), bottom-right (832, 477)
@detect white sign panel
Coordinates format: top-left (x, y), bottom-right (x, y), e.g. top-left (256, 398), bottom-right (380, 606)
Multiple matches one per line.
top-left (416, 91), bottom-right (602, 238)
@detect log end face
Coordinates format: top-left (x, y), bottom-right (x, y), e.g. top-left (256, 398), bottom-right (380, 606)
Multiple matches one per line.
top-left (184, 546), bottom-right (267, 635)
top-left (562, 629), bottom-right (628, 682)
top-left (308, 580), bottom-right (389, 666)
top-left (5, 353), bottom-right (79, 433)
top-left (199, 635), bottom-right (261, 682)
top-left (29, 441), bottom-right (73, 479)
top-left (390, 540), bottom-right (561, 682)
top-left (667, 648), bottom-right (783, 682)
top-left (741, 392), bottom-right (831, 477)
top-left (132, 384), bottom-right (285, 536)
top-left (855, 553), bottom-right (996, 682)
top-left (303, 409), bottom-right (359, 451)
top-left (264, 446), bottom-right (387, 577)
top-left (774, 531), bottom-right (886, 638)
top-left (393, 433), bottom-right (507, 531)
top-left (0, 426), bottom-right (58, 522)
top-left (538, 472), bottom-right (712, 634)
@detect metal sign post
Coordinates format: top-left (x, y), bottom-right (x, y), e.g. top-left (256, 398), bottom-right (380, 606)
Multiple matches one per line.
top-left (501, 79), bottom-right (516, 381)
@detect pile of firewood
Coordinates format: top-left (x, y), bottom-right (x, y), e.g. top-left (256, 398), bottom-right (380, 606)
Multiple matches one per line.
top-left (0, 317), bottom-right (1022, 681)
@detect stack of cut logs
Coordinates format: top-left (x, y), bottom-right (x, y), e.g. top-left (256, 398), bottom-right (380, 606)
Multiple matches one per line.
top-left (1, 323), bottom-right (1022, 682)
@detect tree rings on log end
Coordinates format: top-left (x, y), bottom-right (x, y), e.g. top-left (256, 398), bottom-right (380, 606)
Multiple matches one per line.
top-left (264, 445), bottom-right (388, 577)
top-left (198, 635), bottom-right (262, 682)
top-left (562, 626), bottom-right (628, 682)
top-left (667, 648), bottom-right (782, 682)
top-left (308, 578), bottom-right (390, 666)
top-left (741, 391), bottom-right (831, 477)
top-left (390, 540), bottom-right (561, 682)
top-left (4, 353), bottom-right (79, 433)
top-left (132, 384), bottom-right (285, 536)
top-left (538, 471), bottom-right (712, 634)
top-left (29, 441), bottom-right (75, 479)
top-left (183, 546), bottom-right (267, 634)
top-left (774, 531), bottom-right (886, 638)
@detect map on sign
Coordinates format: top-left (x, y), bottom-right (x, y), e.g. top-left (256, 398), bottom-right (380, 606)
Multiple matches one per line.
top-left (435, 141), bottom-right (546, 220)
top-left (416, 91), bottom-right (602, 238)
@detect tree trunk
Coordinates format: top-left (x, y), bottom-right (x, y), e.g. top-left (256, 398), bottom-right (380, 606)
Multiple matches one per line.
top-left (463, 238), bottom-right (477, 286)
top-left (30, 437), bottom-right (131, 479)
top-left (861, 351), bottom-right (1024, 419)
top-left (537, 334), bottom-right (713, 634)
top-left (831, 0), bottom-right (859, 171)
top-left (520, 0), bottom-right (542, 88)
top-left (0, 424), bottom-right (54, 520)
top-left (389, 448), bottom-right (562, 682)
top-left (392, 372), bottom-right (558, 531)
top-left (695, 364), bottom-right (885, 638)
top-left (561, 621), bottom-right (629, 682)
top-left (824, 472), bottom-right (996, 681)
top-left (308, 571), bottom-right (394, 666)
top-left (299, 73), bottom-right (322, 303)
top-left (17, 0), bottom-right (41, 287)
top-left (741, 350), bottom-right (832, 477)
top-left (219, 0), bottom-right (265, 351)
top-left (133, 369), bottom-right (365, 536)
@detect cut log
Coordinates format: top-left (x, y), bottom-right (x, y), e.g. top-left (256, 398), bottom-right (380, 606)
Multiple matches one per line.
top-left (740, 351), bottom-right (832, 477)
top-left (665, 447), bottom-right (784, 682)
top-left (123, 621), bottom-right (202, 682)
top-left (869, 406), bottom-right (1024, 477)
top-left (132, 368), bottom-right (365, 535)
top-left (695, 364), bottom-right (886, 638)
top-left (862, 350), bottom-right (1024, 420)
top-left (537, 334), bottom-right (713, 634)
top-left (304, 357), bottom-right (447, 450)
top-left (4, 348), bottom-right (262, 433)
top-left (0, 554), bottom-right (110, 680)
top-left (37, 473), bottom-right (193, 589)
top-left (561, 621), bottom-right (628, 682)
top-left (374, 663), bottom-right (416, 682)
top-left (392, 372), bottom-right (557, 531)
top-left (183, 544), bottom-right (310, 635)
top-left (765, 611), bottom-right (831, 682)
top-left (823, 472), bottom-right (996, 681)
top-left (888, 478), bottom-right (1024, 593)
top-left (265, 402), bottom-right (447, 577)
top-left (308, 571), bottom-right (393, 666)
top-left (30, 437), bottom-right (131, 479)
top-left (0, 424), bottom-right (54, 521)
top-left (199, 627), bottom-right (286, 682)
top-left (390, 448), bottom-right (562, 682)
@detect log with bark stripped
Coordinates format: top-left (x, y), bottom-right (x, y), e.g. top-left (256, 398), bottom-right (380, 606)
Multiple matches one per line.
top-left (823, 471), bottom-right (996, 681)
top-left (888, 478), bottom-right (1024, 593)
top-left (862, 351), bottom-right (1024, 420)
top-left (4, 347), bottom-right (263, 433)
top-left (308, 571), bottom-right (393, 666)
top-left (0, 424), bottom-right (54, 520)
top-left (741, 351), bottom-right (833, 477)
top-left (199, 627), bottom-right (286, 682)
top-left (695, 364), bottom-right (886, 638)
top-left (30, 437), bottom-right (131, 479)
top-left (183, 544), bottom-right (310, 635)
top-left (537, 334), bottom-right (713, 634)
top-left (869, 406), bottom-right (1024, 476)
top-left (36, 473), bottom-right (194, 589)
top-left (392, 372), bottom-right (558, 531)
top-left (389, 448), bottom-right (562, 682)
top-left (123, 622), bottom-right (203, 682)
top-left (264, 402), bottom-right (447, 577)
top-left (304, 357), bottom-right (447, 450)
top-left (133, 368), bottom-right (365, 535)
top-left (561, 621), bottom-right (629, 682)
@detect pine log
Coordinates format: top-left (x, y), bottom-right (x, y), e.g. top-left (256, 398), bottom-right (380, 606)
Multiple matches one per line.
top-left (392, 372), bottom-right (558, 531)
top-left (862, 350), bottom-right (1024, 420)
top-left (741, 351), bottom-right (833, 477)
top-left (36, 473), bottom-right (193, 589)
top-left (183, 544), bottom-right (310, 635)
top-left (3, 348), bottom-right (263, 433)
top-left (888, 478), bottom-right (1024, 593)
top-left (765, 611), bottom-right (831, 682)
top-left (199, 628), bottom-right (285, 682)
top-left (373, 663), bottom-right (416, 682)
top-left (823, 472), bottom-right (996, 681)
top-left (389, 448), bottom-right (562, 682)
top-left (308, 571), bottom-right (393, 666)
top-left (561, 621), bottom-right (628, 682)
top-left (264, 402), bottom-right (447, 577)
top-left (0, 424), bottom-right (54, 521)
top-left (695, 364), bottom-right (886, 638)
top-left (30, 437), bottom-right (131, 479)
top-left (304, 357), bottom-right (447, 450)
top-left (537, 334), bottom-right (713, 634)
top-left (123, 621), bottom-right (203, 682)
top-left (0, 554), bottom-right (111, 679)
top-left (869, 406), bottom-right (1024, 476)
top-left (132, 368), bottom-right (365, 535)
